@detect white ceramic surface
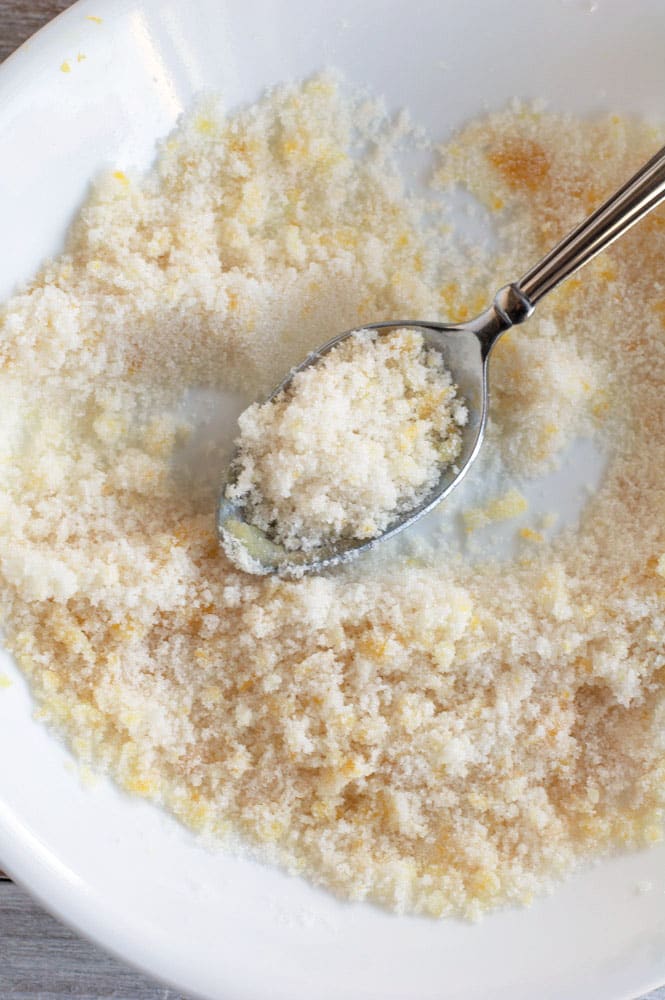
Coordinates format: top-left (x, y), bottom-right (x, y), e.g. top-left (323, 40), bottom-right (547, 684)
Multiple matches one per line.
top-left (2, 1), bottom-right (665, 998)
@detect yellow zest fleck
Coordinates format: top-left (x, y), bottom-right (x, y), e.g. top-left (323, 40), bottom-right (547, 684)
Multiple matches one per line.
top-left (464, 489), bottom-right (528, 533)
top-left (0, 675), bottom-right (11, 689)
top-left (439, 281), bottom-right (459, 310)
top-left (520, 527), bottom-right (543, 543)
top-left (334, 227), bottom-right (358, 250)
top-left (598, 262), bottom-right (616, 282)
top-left (86, 15), bottom-right (103, 23)
top-left (358, 634), bottom-right (388, 659)
top-left (281, 136), bottom-right (305, 158)
top-left (60, 60), bottom-right (71, 73)
top-left (77, 52), bottom-right (86, 63)
top-left (126, 777), bottom-right (157, 796)
top-left (195, 117), bottom-right (215, 135)
top-left (592, 396), bottom-right (610, 420)
top-left (113, 170), bottom-right (129, 185)
top-left (470, 869), bottom-right (501, 897)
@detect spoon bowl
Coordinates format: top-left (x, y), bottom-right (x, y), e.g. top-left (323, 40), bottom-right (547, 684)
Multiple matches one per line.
top-left (217, 286), bottom-right (532, 575)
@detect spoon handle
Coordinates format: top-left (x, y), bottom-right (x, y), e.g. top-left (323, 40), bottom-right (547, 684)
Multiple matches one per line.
top-left (517, 142), bottom-right (665, 304)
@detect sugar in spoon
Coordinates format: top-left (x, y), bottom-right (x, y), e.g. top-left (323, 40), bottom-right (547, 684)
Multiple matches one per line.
top-left (218, 141), bottom-right (665, 575)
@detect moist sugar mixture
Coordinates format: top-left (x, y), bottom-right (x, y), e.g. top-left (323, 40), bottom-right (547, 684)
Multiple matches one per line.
top-left (1, 76), bottom-right (665, 919)
top-left (225, 327), bottom-right (467, 554)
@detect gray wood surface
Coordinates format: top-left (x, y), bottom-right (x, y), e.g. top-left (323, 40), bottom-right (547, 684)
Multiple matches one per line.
top-left (1, 2), bottom-right (665, 999)
top-left (0, 0), bottom-right (73, 63)
top-left (0, 879), bottom-right (184, 999)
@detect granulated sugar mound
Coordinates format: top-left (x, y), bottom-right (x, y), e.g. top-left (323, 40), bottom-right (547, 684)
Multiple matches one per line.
top-left (226, 327), bottom-right (467, 553)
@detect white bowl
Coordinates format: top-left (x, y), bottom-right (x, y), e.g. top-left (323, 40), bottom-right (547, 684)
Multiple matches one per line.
top-left (2, 1), bottom-right (665, 998)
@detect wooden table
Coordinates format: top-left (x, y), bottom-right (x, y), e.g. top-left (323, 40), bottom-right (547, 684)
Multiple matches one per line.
top-left (1, 3), bottom-right (665, 998)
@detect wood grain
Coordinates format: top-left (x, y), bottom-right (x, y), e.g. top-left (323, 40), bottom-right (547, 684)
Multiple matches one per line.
top-left (0, 881), bottom-right (186, 999)
top-left (0, 0), bottom-right (75, 64)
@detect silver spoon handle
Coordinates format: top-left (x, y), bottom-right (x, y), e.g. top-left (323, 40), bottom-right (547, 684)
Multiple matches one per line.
top-left (517, 142), bottom-right (665, 305)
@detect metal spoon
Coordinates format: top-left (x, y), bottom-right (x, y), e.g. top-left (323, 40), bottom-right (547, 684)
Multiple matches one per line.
top-left (218, 142), bottom-right (665, 576)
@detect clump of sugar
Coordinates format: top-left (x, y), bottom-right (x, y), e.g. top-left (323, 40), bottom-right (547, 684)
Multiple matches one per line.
top-left (225, 328), bottom-right (467, 554)
top-left (490, 320), bottom-right (602, 473)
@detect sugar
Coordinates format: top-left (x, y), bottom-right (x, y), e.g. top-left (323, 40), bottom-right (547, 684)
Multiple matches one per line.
top-left (1, 76), bottom-right (665, 920)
